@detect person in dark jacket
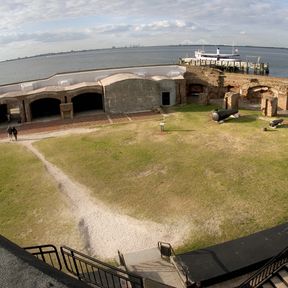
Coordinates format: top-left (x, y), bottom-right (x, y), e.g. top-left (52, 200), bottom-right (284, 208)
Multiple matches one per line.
top-left (12, 127), bottom-right (18, 141)
top-left (7, 126), bottom-right (13, 141)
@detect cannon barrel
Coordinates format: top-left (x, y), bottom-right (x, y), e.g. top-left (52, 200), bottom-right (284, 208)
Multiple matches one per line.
top-left (212, 108), bottom-right (238, 122)
top-left (269, 118), bottom-right (283, 127)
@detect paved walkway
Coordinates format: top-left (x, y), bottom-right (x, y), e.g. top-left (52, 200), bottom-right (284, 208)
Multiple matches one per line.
top-left (124, 248), bottom-right (185, 288)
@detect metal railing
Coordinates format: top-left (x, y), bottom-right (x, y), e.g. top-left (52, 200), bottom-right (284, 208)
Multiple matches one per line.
top-left (61, 246), bottom-right (144, 288)
top-left (158, 241), bottom-right (193, 287)
top-left (238, 246), bottom-right (288, 288)
top-left (23, 244), bottom-right (62, 271)
top-left (118, 250), bottom-right (127, 268)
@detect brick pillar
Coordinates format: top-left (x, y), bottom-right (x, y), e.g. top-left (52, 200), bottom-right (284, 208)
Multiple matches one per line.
top-left (261, 96), bottom-right (278, 117)
top-left (18, 99), bottom-right (26, 123)
top-left (223, 92), bottom-right (240, 109)
top-left (60, 103), bottom-right (73, 119)
top-left (24, 100), bottom-right (32, 122)
top-left (175, 79), bottom-right (186, 104)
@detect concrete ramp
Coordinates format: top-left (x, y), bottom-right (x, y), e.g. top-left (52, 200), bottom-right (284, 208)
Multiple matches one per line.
top-left (123, 248), bottom-right (184, 288)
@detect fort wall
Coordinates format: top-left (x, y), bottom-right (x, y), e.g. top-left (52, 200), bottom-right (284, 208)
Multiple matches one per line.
top-left (0, 65), bottom-right (287, 123)
top-left (184, 66), bottom-right (288, 110)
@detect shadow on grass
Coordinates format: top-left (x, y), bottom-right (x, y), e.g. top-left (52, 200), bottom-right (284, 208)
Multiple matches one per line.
top-left (229, 115), bottom-right (259, 123)
top-left (173, 104), bottom-right (262, 118)
top-left (277, 124), bottom-right (288, 129)
top-left (18, 136), bottom-right (55, 141)
top-left (165, 129), bottom-right (195, 132)
top-left (262, 128), bottom-right (278, 132)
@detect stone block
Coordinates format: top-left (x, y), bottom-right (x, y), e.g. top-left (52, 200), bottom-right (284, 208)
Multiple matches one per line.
top-left (60, 103), bottom-right (73, 119)
top-left (21, 82), bottom-right (35, 92)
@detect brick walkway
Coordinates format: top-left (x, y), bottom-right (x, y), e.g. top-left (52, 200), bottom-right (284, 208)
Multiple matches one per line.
top-left (0, 111), bottom-right (162, 139)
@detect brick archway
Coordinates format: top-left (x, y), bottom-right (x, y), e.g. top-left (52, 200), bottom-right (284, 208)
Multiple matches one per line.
top-left (71, 92), bottom-right (103, 114)
top-left (30, 98), bottom-right (61, 119)
top-left (247, 86), bottom-right (274, 104)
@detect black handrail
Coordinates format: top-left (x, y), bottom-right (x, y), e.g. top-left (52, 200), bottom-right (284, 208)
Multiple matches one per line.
top-left (158, 241), bottom-right (193, 287)
top-left (61, 245), bottom-right (144, 288)
top-left (238, 245), bottom-right (288, 288)
top-left (23, 244), bottom-right (62, 271)
top-left (118, 250), bottom-right (127, 268)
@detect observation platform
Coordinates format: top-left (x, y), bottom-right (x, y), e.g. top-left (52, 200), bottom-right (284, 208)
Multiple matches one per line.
top-left (176, 223), bottom-right (288, 286)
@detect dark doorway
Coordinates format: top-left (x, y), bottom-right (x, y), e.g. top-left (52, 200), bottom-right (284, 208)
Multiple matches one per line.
top-left (31, 98), bottom-right (61, 119)
top-left (248, 86), bottom-right (271, 105)
top-left (72, 93), bottom-right (103, 113)
top-left (0, 104), bottom-right (8, 123)
top-left (162, 92), bottom-right (170, 106)
top-left (189, 84), bottom-right (204, 96)
top-left (187, 84), bottom-right (205, 103)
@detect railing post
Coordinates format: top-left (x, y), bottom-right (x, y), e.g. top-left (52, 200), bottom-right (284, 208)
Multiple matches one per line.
top-left (70, 250), bottom-right (81, 280)
top-left (140, 276), bottom-right (144, 288)
top-left (39, 246), bottom-right (45, 262)
top-left (24, 245), bottom-right (62, 271)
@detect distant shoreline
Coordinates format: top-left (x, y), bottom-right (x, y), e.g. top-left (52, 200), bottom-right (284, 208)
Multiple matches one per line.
top-left (2, 44), bottom-right (288, 63)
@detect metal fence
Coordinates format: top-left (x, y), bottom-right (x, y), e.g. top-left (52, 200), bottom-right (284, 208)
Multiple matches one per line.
top-left (24, 244), bottom-right (62, 271)
top-left (61, 245), bottom-right (144, 288)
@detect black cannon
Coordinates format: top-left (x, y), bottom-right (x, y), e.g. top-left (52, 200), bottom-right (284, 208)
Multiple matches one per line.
top-left (212, 108), bottom-right (239, 122)
top-left (269, 118), bottom-right (283, 128)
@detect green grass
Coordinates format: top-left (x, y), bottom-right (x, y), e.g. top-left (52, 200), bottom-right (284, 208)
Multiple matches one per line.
top-left (0, 143), bottom-right (82, 248)
top-left (31, 104), bottom-right (288, 251)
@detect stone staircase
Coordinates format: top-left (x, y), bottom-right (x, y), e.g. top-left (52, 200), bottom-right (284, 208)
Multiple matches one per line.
top-left (259, 265), bottom-right (288, 288)
top-left (122, 247), bottom-right (186, 288)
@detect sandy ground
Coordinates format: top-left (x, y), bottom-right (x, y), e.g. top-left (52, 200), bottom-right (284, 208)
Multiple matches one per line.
top-left (1, 127), bottom-right (191, 259)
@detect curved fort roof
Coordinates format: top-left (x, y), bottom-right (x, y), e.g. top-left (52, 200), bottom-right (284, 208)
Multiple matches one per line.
top-left (0, 65), bottom-right (186, 98)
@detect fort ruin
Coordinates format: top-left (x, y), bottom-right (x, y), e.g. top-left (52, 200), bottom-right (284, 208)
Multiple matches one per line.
top-left (0, 65), bottom-right (287, 123)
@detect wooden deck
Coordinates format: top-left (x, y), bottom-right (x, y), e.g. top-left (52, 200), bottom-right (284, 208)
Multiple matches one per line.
top-left (179, 58), bottom-right (269, 75)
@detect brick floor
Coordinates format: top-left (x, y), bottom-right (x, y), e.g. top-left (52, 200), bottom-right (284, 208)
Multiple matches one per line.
top-left (0, 111), bottom-right (162, 139)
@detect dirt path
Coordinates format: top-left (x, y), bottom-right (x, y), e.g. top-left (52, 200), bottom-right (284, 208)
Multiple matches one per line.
top-left (3, 128), bottom-right (190, 259)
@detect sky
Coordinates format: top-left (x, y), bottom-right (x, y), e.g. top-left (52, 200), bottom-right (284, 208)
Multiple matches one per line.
top-left (0, 0), bottom-right (287, 61)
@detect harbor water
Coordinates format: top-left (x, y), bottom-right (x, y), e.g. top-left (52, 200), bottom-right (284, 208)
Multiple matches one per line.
top-left (0, 45), bottom-right (287, 86)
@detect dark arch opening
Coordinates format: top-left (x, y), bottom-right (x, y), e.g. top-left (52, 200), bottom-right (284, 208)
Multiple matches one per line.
top-left (31, 98), bottom-right (61, 119)
top-left (0, 104), bottom-right (8, 123)
top-left (72, 92), bottom-right (103, 114)
top-left (226, 85), bottom-right (238, 92)
top-left (247, 86), bottom-right (272, 104)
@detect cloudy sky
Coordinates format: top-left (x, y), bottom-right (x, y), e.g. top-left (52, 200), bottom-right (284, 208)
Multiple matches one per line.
top-left (0, 0), bottom-right (287, 61)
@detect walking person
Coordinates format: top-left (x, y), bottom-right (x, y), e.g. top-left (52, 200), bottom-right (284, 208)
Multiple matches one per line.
top-left (12, 126), bottom-right (18, 141)
top-left (7, 126), bottom-right (13, 141)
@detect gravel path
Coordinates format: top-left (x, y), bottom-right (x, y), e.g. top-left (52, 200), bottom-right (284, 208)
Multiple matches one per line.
top-left (2, 128), bottom-right (190, 259)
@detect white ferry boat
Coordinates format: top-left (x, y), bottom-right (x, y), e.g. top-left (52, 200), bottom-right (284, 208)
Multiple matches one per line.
top-left (179, 47), bottom-right (269, 75)
top-left (181, 47), bottom-right (241, 63)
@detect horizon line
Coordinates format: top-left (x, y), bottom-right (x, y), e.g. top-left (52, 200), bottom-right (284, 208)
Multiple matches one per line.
top-left (2, 44), bottom-right (288, 63)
